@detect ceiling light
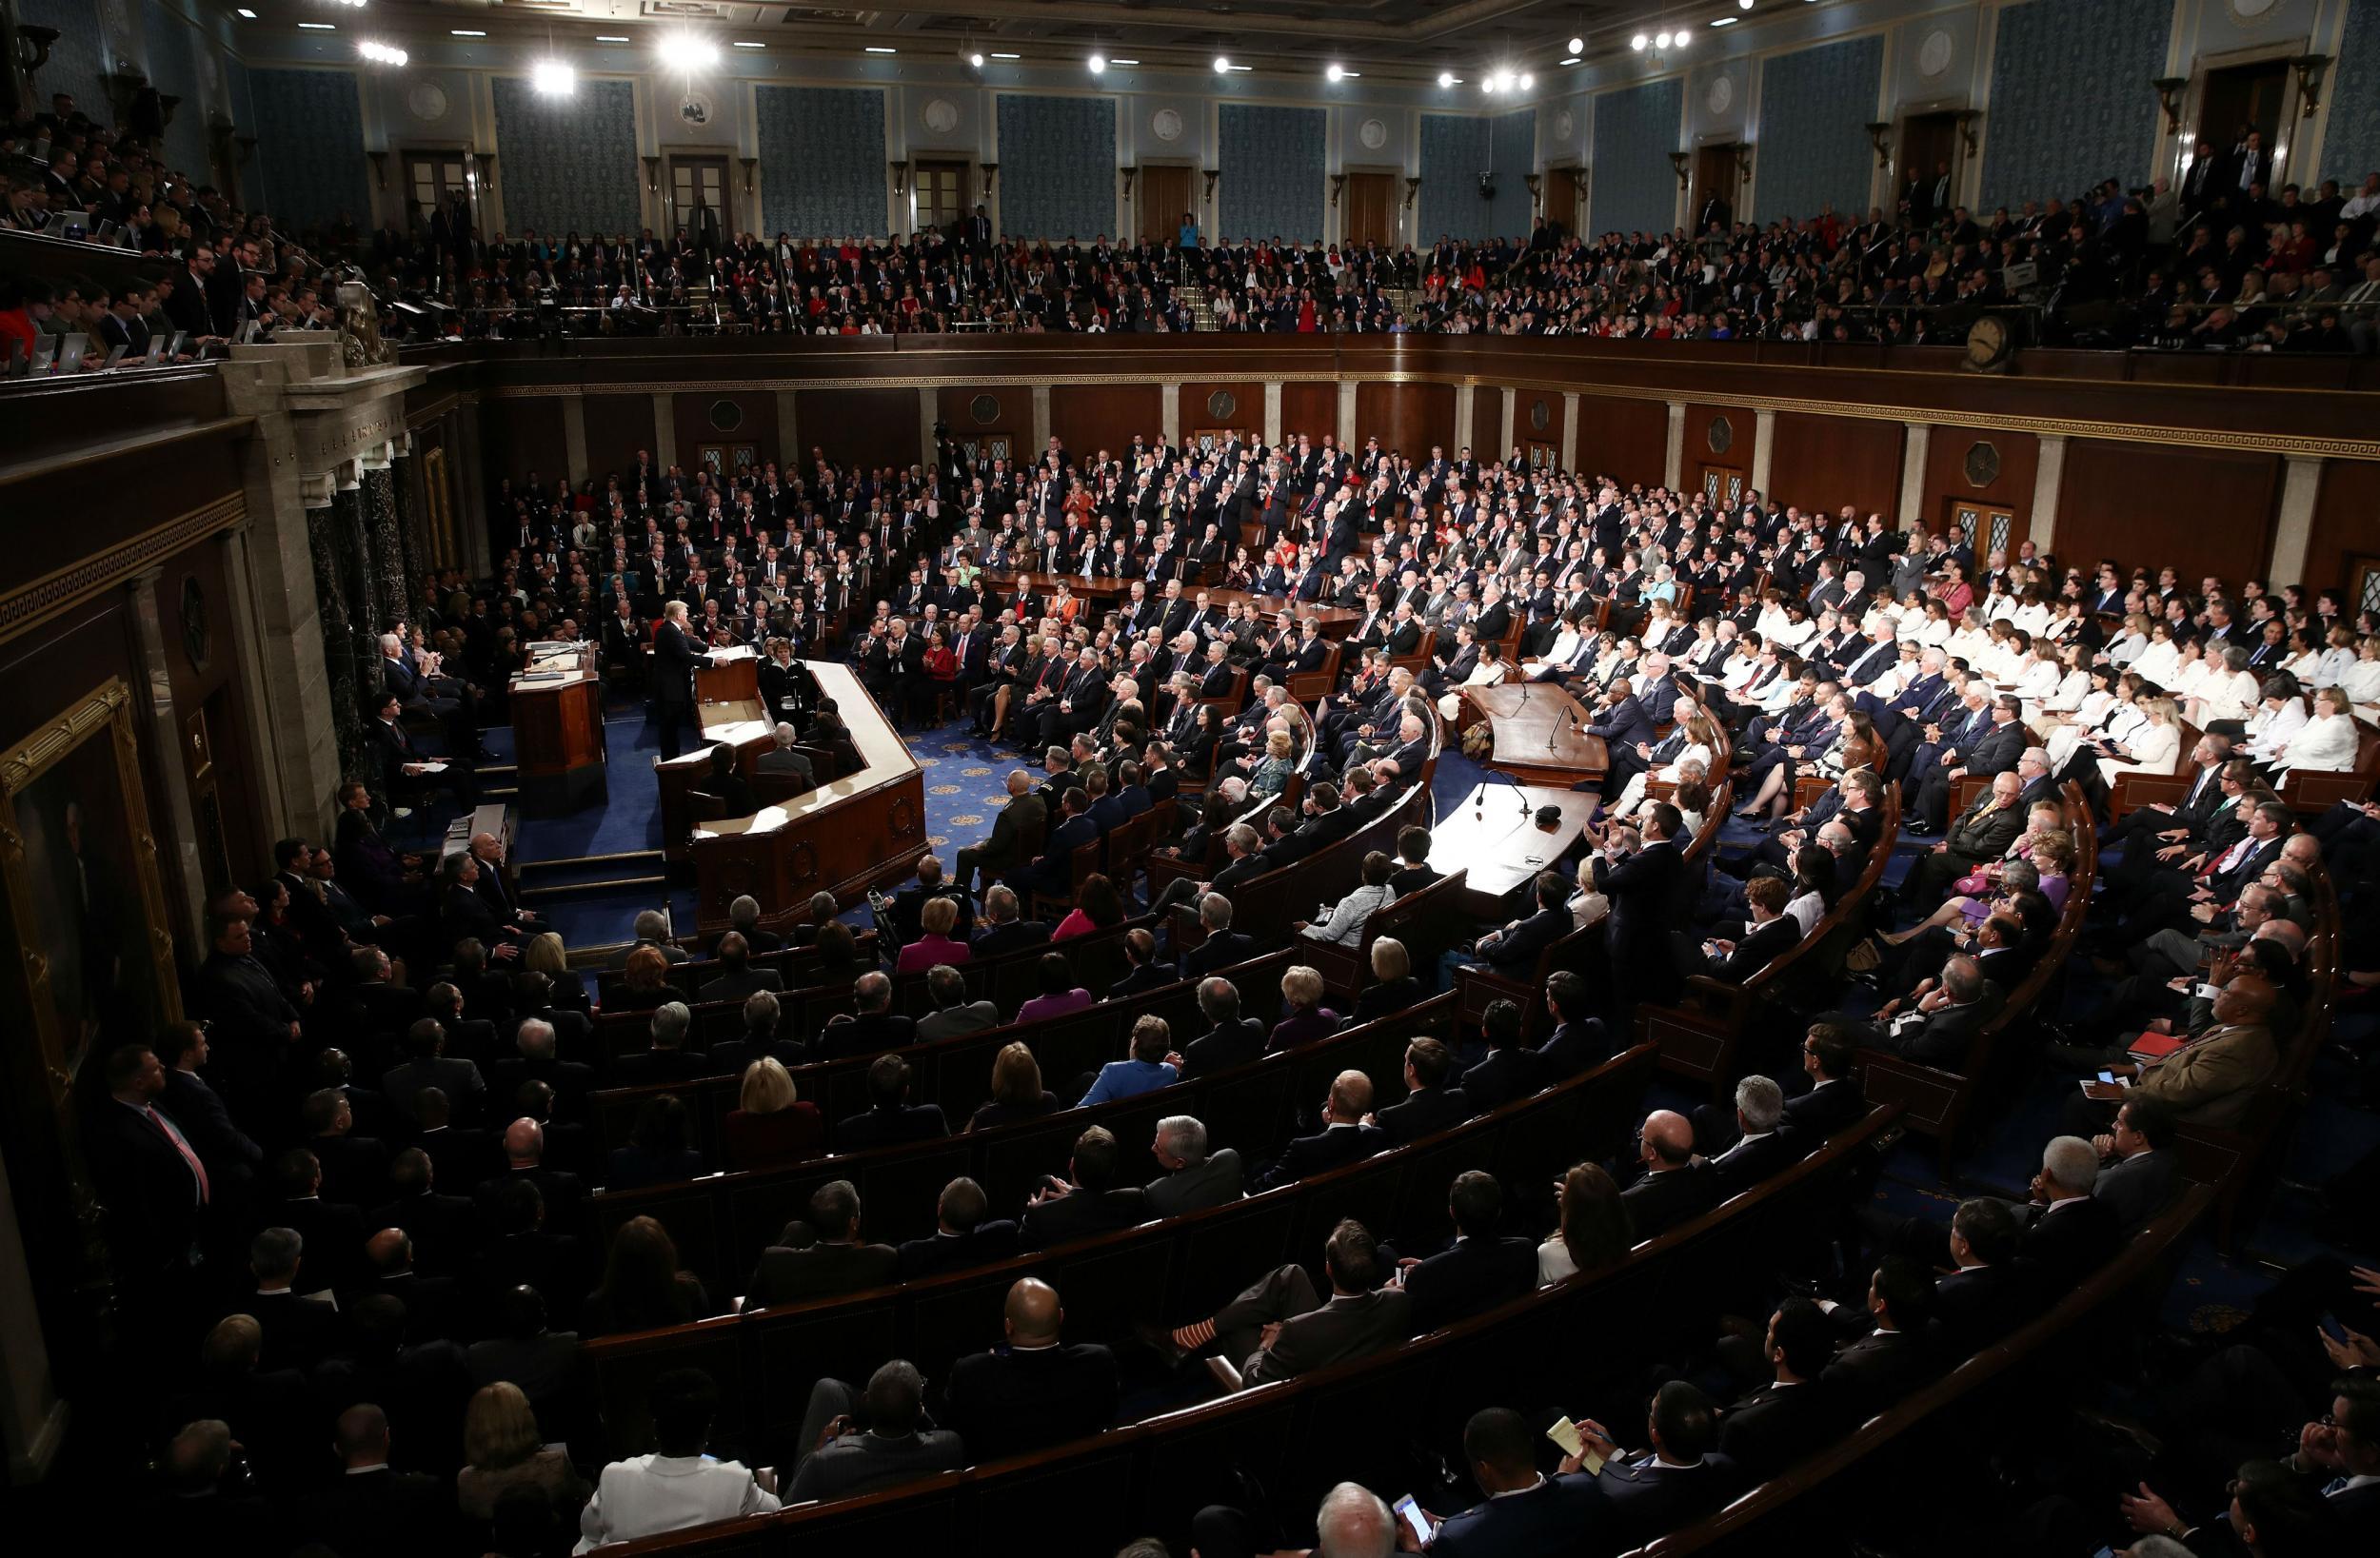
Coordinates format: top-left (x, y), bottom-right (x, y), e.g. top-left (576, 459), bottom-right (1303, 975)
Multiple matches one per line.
top-left (1438, 69), bottom-right (1455, 87)
top-left (731, 41), bottom-right (765, 49)
top-left (1518, 72), bottom-right (1534, 89)
top-left (1568, 35), bottom-right (1584, 53)
top-left (991, 51), bottom-right (1021, 59)
top-left (531, 60), bottom-right (574, 95)
top-left (1229, 63), bottom-right (1252, 71)
top-left (1739, 0), bottom-right (1755, 9)
top-left (1481, 77), bottom-right (1497, 94)
top-left (1088, 52), bottom-right (1105, 72)
top-left (451, 30), bottom-right (486, 38)
top-left (661, 34), bottom-right (721, 68)
top-left (1673, 28), bottom-right (1691, 47)
top-left (298, 21), bottom-right (333, 29)
top-left (1110, 58), bottom-right (1138, 65)
top-left (357, 40), bottom-right (406, 64)
top-left (1655, 31), bottom-right (1672, 48)
top-left (864, 46), bottom-right (895, 54)
top-left (596, 35), bottom-right (629, 44)
top-left (1710, 14), bottom-right (1737, 25)
top-left (1325, 63), bottom-right (1343, 81)
top-left (1213, 55), bottom-right (1230, 73)
top-left (967, 50), bottom-right (984, 67)
top-left (1560, 56), bottom-right (1580, 66)
top-left (1339, 70), bottom-right (1359, 78)
top-left (1630, 33), bottom-right (1648, 50)
top-left (235, 7), bottom-right (255, 16)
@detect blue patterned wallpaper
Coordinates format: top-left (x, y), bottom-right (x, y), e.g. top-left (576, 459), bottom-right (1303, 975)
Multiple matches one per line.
top-left (1979, 0), bottom-right (2169, 212)
top-left (19, 0), bottom-right (112, 118)
top-left (1219, 104), bottom-right (1325, 242)
top-left (1755, 35), bottom-right (1883, 223)
top-left (492, 75), bottom-right (641, 241)
top-left (1419, 114), bottom-right (1494, 241)
top-left (1491, 109), bottom-right (1537, 238)
top-left (2323, 0), bottom-right (2380, 187)
top-left (1590, 78), bottom-right (1684, 237)
top-left (247, 69), bottom-right (368, 233)
top-left (996, 94), bottom-right (1117, 240)
top-left (225, 56), bottom-right (259, 208)
top-left (756, 86), bottom-right (889, 239)
top-left (140, 0), bottom-right (211, 184)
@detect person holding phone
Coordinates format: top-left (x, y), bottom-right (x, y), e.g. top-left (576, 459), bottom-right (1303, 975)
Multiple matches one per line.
top-left (1393, 1407), bottom-right (1600, 1554)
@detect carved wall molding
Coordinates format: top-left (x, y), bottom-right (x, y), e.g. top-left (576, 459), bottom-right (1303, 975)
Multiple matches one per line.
top-left (0, 496), bottom-right (246, 642)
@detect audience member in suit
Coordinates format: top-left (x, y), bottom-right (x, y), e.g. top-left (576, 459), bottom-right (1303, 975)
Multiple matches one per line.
top-left (1819, 1257), bottom-right (1941, 1419)
top-left (1021, 1126), bottom-right (1151, 1248)
top-left (1155, 1218), bottom-right (1412, 1389)
top-left (723, 1055), bottom-right (825, 1172)
top-left (783, 1359), bottom-right (966, 1505)
top-left (378, 1017), bottom-right (487, 1127)
top-left (1415, 1408), bottom-right (1603, 1556)
top-left (1591, 804), bottom-right (1690, 1015)
top-left (1178, 976), bottom-right (1269, 1079)
top-left (1144, 1114), bottom-right (1245, 1216)
top-left (963, 1041), bottom-right (1063, 1133)
top-left (480, 1178), bottom-right (585, 1329)
top-left (1254, 1071), bottom-right (1386, 1192)
top-left (1459, 998), bottom-right (1554, 1111)
top-left (486, 1016), bottom-right (594, 1120)
top-left (90, 1042), bottom-right (213, 1297)
top-left (697, 932), bottom-right (784, 1003)
top-left (958, 772), bottom-right (1048, 894)
top-left (1782, 1025), bottom-right (1872, 1140)
top-left (1535, 971), bottom-right (1615, 1077)
top-left (894, 1177), bottom-right (1021, 1280)
top-left (155, 1021), bottom-right (262, 1188)
top-left (578, 1213), bottom-right (724, 1339)
top-left (353, 1227), bottom-right (463, 1346)
top-left (463, 1285), bottom-right (580, 1414)
top-left (1267, 964), bottom-right (1342, 1051)
top-left (744, 1180), bottom-right (901, 1309)
top-left (1836, 955), bottom-right (2003, 1072)
top-left (580, 1368), bottom-right (781, 1544)
top-left (941, 1277), bottom-right (1121, 1461)
top-left (1698, 1075), bottom-right (1803, 1193)
top-left (1396, 1171), bottom-right (1539, 1331)
top-left (1105, 928), bottom-right (1180, 997)
top-left (1179, 894), bottom-right (1258, 981)
top-left (969, 885), bottom-right (1053, 959)
top-left (833, 1053), bottom-right (949, 1151)
top-left (298, 1404), bottom-right (453, 1557)
top-left (367, 1147), bottom-right (478, 1280)
top-left (610, 1000), bottom-right (708, 1089)
top-left (1681, 876), bottom-right (1801, 986)
top-left (818, 972), bottom-right (918, 1061)
top-left (1621, 1111), bottom-right (1718, 1241)
top-left (1451, 869), bottom-right (1572, 983)
top-left (1925, 1197), bottom-right (2037, 1354)
top-left (915, 965), bottom-right (1001, 1042)
top-left (706, 992), bottom-right (804, 1082)
top-left (240, 1225), bottom-right (346, 1373)
top-left (1370, 1037), bottom-right (1475, 1146)
top-left (270, 1147), bottom-right (367, 1295)
top-left (2087, 1095), bottom-right (2184, 1233)
top-left (1718, 1300), bottom-right (1847, 1482)
top-left (1900, 770), bottom-right (2029, 905)
top-left (605, 1094), bottom-right (708, 1192)
top-left (1346, 935), bottom-right (1426, 1024)
top-left (476, 1118), bottom-right (585, 1232)
top-left (1557, 1381), bottom-right (1741, 1552)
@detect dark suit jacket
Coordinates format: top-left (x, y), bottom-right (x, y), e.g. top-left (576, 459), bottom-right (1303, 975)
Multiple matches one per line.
top-left (834, 1103), bottom-right (947, 1151)
top-left (1934, 1261), bottom-right (2035, 1353)
top-left (1591, 1452), bottom-right (1741, 1553)
top-left (298, 1464), bottom-right (453, 1558)
top-left (1719, 1381), bottom-right (1843, 1481)
top-left (971, 919), bottom-right (1052, 958)
top-left (1144, 1149), bottom-right (1244, 1217)
top-left (158, 1070), bottom-right (262, 1173)
top-left (1480, 904), bottom-right (1571, 976)
top-left (744, 1240), bottom-right (900, 1309)
top-left (1373, 1086), bottom-right (1473, 1147)
top-left (1707, 916), bottom-right (1799, 986)
top-left (1399, 1234), bottom-right (1537, 1331)
top-left (1881, 985), bottom-right (2004, 1071)
top-left (894, 1221), bottom-right (1021, 1281)
top-left (1246, 1286), bottom-right (1412, 1384)
top-left (1704, 1129), bottom-right (1801, 1193)
top-left (1427, 1472), bottom-right (1605, 1558)
top-left (1620, 1166), bottom-right (1717, 1240)
top-left (245, 1288), bottom-right (346, 1372)
top-left (820, 1011), bottom-right (918, 1061)
top-left (1021, 1186), bottom-right (1149, 1248)
top-left (1178, 1017), bottom-right (1266, 1080)
top-left (1820, 1325), bottom-right (1938, 1417)
top-left (1255, 1122), bottom-right (1384, 1191)
top-left (1594, 840), bottom-right (1687, 972)
top-left (941, 1342), bottom-right (1120, 1461)
top-left (1180, 931), bottom-right (1257, 981)
top-left (1537, 1019), bottom-right (1613, 1078)
top-left (1105, 962), bottom-right (1180, 999)
top-left (1782, 1079), bottom-right (1869, 1139)
top-left (1460, 1046), bottom-right (1555, 1111)
top-left (2019, 1193), bottom-right (2122, 1292)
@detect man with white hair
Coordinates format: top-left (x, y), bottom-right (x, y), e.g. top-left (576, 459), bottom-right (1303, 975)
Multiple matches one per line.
top-left (756, 722), bottom-right (814, 786)
top-left (380, 629), bottom-right (487, 759)
top-left (651, 599), bottom-right (713, 760)
top-left (1187, 1480), bottom-right (1397, 1558)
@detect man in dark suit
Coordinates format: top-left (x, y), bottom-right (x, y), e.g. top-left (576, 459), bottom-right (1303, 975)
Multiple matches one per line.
top-left (1021, 1124), bottom-right (1150, 1248)
top-left (1415, 1408), bottom-right (1603, 1555)
top-left (1018, 787), bottom-right (1101, 901)
top-left (970, 884), bottom-right (1052, 959)
top-left (1533, 972), bottom-right (1613, 1078)
top-left (241, 1225), bottom-right (346, 1372)
top-left (894, 1177), bottom-right (1020, 1280)
top-left (91, 1041), bottom-right (213, 1299)
top-left (1783, 1026), bottom-right (1871, 1140)
top-left (1683, 877), bottom-right (1801, 988)
top-left (1104, 928), bottom-right (1178, 998)
top-left (1841, 954), bottom-right (2002, 1072)
top-left (833, 1053), bottom-right (947, 1149)
top-left (1718, 1300), bottom-right (1846, 1482)
top-left (1926, 1197), bottom-right (2035, 1354)
top-left (379, 1017), bottom-right (486, 1127)
top-left (1154, 1218), bottom-right (1412, 1390)
top-left (367, 1148), bottom-right (479, 1281)
top-left (820, 973), bottom-right (918, 1062)
top-left (1561, 1381), bottom-right (1740, 1551)
top-left (697, 932), bottom-right (783, 1003)
top-left (156, 1021), bottom-right (262, 1189)
top-left (1820, 1257), bottom-right (1940, 1419)
top-left (1450, 870), bottom-right (1572, 987)
top-left (1700, 1075), bottom-right (1802, 1193)
top-left (1459, 999), bottom-right (1555, 1111)
top-left (299, 1404), bottom-right (452, 1556)
top-left (957, 770), bottom-right (1047, 894)
top-left (476, 1118), bottom-right (585, 1232)
top-left (1396, 1171), bottom-right (1537, 1331)
top-left (744, 1180), bottom-right (900, 1309)
top-left (1180, 894), bottom-right (1258, 981)
top-left (1592, 804), bottom-right (1689, 1015)
top-left (1622, 1110), bottom-right (1717, 1240)
top-left (1253, 1072), bottom-right (1386, 1192)
top-left (650, 601), bottom-right (710, 761)
top-left (1900, 768), bottom-right (2030, 908)
top-left (1144, 1115), bottom-right (1244, 1217)
top-left (1371, 1036), bottom-right (1474, 1145)
top-left (1913, 696), bottom-right (2026, 835)
top-left (486, 1016), bottom-right (592, 1123)
top-left (941, 1277), bottom-right (1121, 1461)
top-left (1177, 976), bottom-right (1268, 1079)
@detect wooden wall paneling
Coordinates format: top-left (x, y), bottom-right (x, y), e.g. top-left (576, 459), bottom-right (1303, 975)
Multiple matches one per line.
top-left (482, 397), bottom-right (569, 489)
top-left (2057, 440), bottom-right (2281, 587)
top-left (1570, 395), bottom-right (1669, 491)
top-left (582, 395), bottom-right (661, 483)
top-left (1517, 389), bottom-right (1565, 469)
top-left (1681, 402), bottom-right (1758, 500)
top-left (2305, 459), bottom-right (2380, 594)
top-left (1175, 382), bottom-right (1267, 442)
top-left (673, 391), bottom-right (781, 480)
top-left (1765, 412), bottom-right (1903, 523)
top-left (1049, 384), bottom-right (1164, 462)
top-left (936, 386), bottom-right (1028, 468)
top-left (1279, 382), bottom-right (1338, 444)
top-left (1353, 382), bottom-right (1455, 460)
top-left (792, 387), bottom-right (924, 474)
top-left (1919, 424), bottom-right (2039, 552)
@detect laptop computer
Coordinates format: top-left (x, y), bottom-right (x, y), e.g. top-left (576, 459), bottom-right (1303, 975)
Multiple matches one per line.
top-left (29, 335), bottom-right (59, 372)
top-left (51, 331), bottom-right (89, 372)
top-left (100, 343), bottom-right (127, 369)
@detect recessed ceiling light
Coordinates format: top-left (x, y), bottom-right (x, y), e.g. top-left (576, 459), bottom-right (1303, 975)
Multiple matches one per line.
top-left (1517, 72), bottom-right (1534, 89)
top-left (1560, 56), bottom-right (1580, 66)
top-left (1673, 28), bottom-right (1691, 47)
top-left (1567, 35), bottom-right (1584, 53)
top-left (991, 51), bottom-right (1021, 59)
top-left (1326, 63), bottom-right (1343, 81)
top-left (732, 40), bottom-right (764, 49)
top-left (1108, 58), bottom-right (1138, 65)
top-left (864, 46), bottom-right (895, 54)
top-left (1630, 33), bottom-right (1648, 50)
top-left (596, 35), bottom-right (629, 44)
top-left (967, 50), bottom-right (984, 67)
top-left (1213, 55), bottom-right (1230, 72)
top-left (451, 29), bottom-right (486, 36)
top-left (1738, 0), bottom-right (1755, 9)
top-left (1438, 69), bottom-right (1455, 87)
top-left (1088, 52), bottom-right (1106, 72)
top-left (1710, 14), bottom-right (1737, 25)
top-left (235, 7), bottom-right (256, 16)
top-left (1655, 30), bottom-right (1672, 47)
top-left (298, 21), bottom-right (333, 29)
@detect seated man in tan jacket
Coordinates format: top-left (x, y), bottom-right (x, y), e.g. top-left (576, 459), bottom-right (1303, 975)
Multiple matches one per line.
top-left (2068, 975), bottom-right (2278, 1134)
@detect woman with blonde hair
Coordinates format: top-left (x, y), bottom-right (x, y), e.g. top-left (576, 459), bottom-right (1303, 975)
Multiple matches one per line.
top-left (458, 1381), bottom-right (589, 1522)
top-left (968, 1040), bottom-right (1061, 1131)
top-left (2273, 684), bottom-right (2360, 774)
top-left (522, 931), bottom-right (590, 1017)
top-left (724, 1056), bottom-right (823, 1170)
top-left (2095, 692), bottom-right (2182, 789)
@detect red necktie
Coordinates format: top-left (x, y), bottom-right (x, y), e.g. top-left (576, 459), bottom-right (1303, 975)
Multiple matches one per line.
top-left (145, 1105), bottom-right (210, 1204)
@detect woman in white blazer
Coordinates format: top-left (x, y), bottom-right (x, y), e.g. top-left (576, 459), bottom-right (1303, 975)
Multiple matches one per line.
top-left (2185, 643), bottom-right (2261, 727)
top-left (2272, 687), bottom-right (2361, 775)
top-left (2097, 696), bottom-right (2184, 789)
top-left (2340, 636), bottom-right (2380, 725)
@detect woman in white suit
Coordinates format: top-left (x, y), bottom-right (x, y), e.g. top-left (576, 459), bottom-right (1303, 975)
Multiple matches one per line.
top-left (2185, 643), bottom-right (2261, 728)
top-left (2272, 687), bottom-right (2361, 775)
top-left (2097, 696), bottom-right (2184, 790)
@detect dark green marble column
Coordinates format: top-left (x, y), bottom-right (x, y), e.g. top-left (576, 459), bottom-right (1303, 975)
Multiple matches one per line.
top-left (306, 493), bottom-right (367, 786)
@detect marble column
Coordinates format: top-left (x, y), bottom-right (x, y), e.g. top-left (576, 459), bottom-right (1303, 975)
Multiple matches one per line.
top-left (304, 472), bottom-right (368, 796)
top-left (1030, 385), bottom-right (1052, 458)
top-left (776, 389), bottom-right (800, 468)
top-left (649, 392), bottom-right (677, 471)
top-left (564, 394), bottom-right (590, 486)
top-left (2028, 435), bottom-right (2069, 554)
top-left (1750, 409), bottom-right (1776, 495)
top-left (1262, 382), bottom-right (1282, 447)
top-left (1559, 392), bottom-right (1579, 474)
top-left (1664, 401), bottom-right (1687, 492)
top-left (1498, 388), bottom-right (1517, 457)
top-left (125, 566), bottom-right (209, 937)
top-left (1160, 383), bottom-right (1182, 448)
top-left (1453, 385), bottom-right (1477, 451)
top-left (1896, 422), bottom-right (1932, 527)
top-left (1335, 382), bottom-right (1357, 451)
top-left (916, 389), bottom-right (938, 473)
top-left (361, 444), bottom-right (407, 634)
top-left (391, 432), bottom-right (427, 607)
top-left (453, 400), bottom-right (492, 580)
top-left (2270, 457), bottom-right (2325, 587)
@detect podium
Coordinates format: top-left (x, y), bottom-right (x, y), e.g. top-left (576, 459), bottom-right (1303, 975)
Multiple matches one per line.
top-left (510, 642), bottom-right (607, 814)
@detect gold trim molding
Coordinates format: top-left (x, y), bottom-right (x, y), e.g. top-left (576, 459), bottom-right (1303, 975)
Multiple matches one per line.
top-left (0, 495), bottom-right (247, 645)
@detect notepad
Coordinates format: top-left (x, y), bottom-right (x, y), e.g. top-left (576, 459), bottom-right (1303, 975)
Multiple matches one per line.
top-left (1548, 1417), bottom-right (1604, 1474)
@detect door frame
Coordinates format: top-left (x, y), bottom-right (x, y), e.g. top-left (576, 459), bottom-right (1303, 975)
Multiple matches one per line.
top-left (1540, 161), bottom-right (1579, 240)
top-left (399, 148), bottom-right (479, 235)
top-left (661, 147), bottom-right (735, 240)
top-left (1892, 108), bottom-right (1969, 216)
top-left (1945, 498), bottom-right (2019, 561)
top-left (2179, 41), bottom-right (2313, 187)
top-left (1135, 159), bottom-right (1199, 247)
top-left (910, 157), bottom-right (971, 241)
top-left (1340, 162), bottom-right (1405, 249)
top-left (1697, 463), bottom-right (1745, 510)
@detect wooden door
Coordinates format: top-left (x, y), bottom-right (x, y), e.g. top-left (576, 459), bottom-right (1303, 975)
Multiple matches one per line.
top-left (668, 154), bottom-right (732, 238)
top-left (1542, 166), bottom-right (1577, 238)
top-left (2200, 62), bottom-right (2291, 182)
top-left (1897, 113), bottom-right (1959, 216)
top-left (1698, 464), bottom-right (1744, 510)
top-left (2350, 555), bottom-right (2380, 619)
top-left (913, 160), bottom-right (967, 238)
top-left (1947, 500), bottom-right (2018, 560)
top-left (1140, 166), bottom-right (1193, 245)
top-left (1345, 172), bottom-right (1397, 248)
top-left (404, 151), bottom-right (472, 227)
top-left (1692, 145), bottom-right (1739, 232)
